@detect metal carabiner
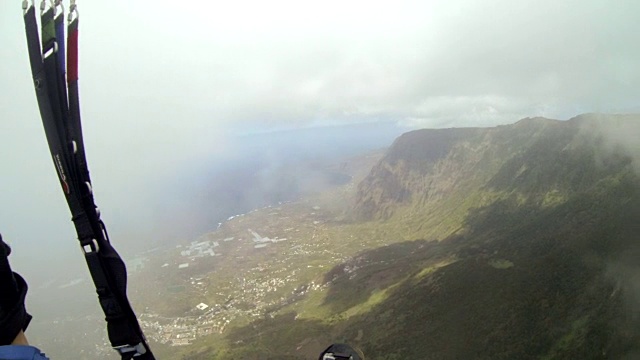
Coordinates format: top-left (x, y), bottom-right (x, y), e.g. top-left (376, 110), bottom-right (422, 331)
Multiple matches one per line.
top-left (68, 0), bottom-right (79, 23)
top-left (52, 0), bottom-right (64, 17)
top-left (39, 0), bottom-right (54, 15)
top-left (21, 0), bottom-right (30, 14)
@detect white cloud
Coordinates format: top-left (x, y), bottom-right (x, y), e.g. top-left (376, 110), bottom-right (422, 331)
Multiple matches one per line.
top-left (1, 0), bottom-right (639, 257)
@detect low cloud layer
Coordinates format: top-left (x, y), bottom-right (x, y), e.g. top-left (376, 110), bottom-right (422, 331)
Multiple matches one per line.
top-left (579, 114), bottom-right (640, 174)
top-left (1, 0), bottom-right (638, 283)
top-left (4, 0), bottom-right (639, 138)
top-left (598, 118), bottom-right (640, 174)
top-left (73, 0), bottom-right (639, 130)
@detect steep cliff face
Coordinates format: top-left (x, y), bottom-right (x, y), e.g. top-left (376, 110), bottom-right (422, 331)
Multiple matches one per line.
top-left (337, 114), bottom-right (640, 359)
top-left (199, 114), bottom-right (640, 359)
top-left (354, 115), bottom-right (634, 227)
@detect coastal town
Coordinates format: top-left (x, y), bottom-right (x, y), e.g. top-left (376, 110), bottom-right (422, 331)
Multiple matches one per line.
top-left (135, 203), bottom-right (342, 347)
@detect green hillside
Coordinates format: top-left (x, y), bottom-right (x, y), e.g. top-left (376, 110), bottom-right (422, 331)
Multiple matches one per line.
top-left (159, 114), bottom-right (640, 359)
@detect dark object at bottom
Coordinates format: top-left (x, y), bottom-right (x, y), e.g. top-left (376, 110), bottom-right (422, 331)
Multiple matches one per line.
top-left (319, 343), bottom-right (363, 360)
top-left (0, 234), bottom-right (32, 346)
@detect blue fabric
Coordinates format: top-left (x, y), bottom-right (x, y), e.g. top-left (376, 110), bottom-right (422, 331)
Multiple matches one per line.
top-left (55, 14), bottom-right (65, 76)
top-left (0, 345), bottom-right (49, 360)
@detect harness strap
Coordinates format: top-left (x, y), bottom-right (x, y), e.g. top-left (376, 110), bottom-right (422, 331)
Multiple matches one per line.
top-left (23, 3), bottom-right (155, 358)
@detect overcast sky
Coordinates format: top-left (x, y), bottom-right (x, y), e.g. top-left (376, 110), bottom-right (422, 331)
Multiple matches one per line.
top-left (1, 0), bottom-right (639, 277)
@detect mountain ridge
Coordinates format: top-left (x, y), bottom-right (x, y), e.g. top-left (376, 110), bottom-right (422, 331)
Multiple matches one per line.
top-left (232, 113), bottom-right (640, 359)
top-left (151, 113), bottom-right (640, 359)
top-left (354, 114), bottom-right (636, 226)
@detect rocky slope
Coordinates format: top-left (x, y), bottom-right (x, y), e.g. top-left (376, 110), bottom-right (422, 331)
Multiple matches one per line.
top-left (170, 114), bottom-right (640, 359)
top-left (354, 114), bottom-right (637, 229)
top-left (336, 113), bottom-right (640, 359)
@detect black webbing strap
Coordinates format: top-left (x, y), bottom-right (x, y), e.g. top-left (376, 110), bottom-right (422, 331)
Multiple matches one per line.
top-left (23, 3), bottom-right (154, 359)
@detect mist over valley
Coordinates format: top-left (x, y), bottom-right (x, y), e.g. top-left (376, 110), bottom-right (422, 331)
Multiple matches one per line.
top-left (23, 114), bottom-right (640, 359)
top-left (2, 1), bottom-right (640, 358)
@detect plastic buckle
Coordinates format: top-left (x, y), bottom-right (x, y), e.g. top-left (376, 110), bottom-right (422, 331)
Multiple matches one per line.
top-left (114, 343), bottom-right (147, 357)
top-left (81, 238), bottom-right (100, 254)
top-left (322, 355), bottom-right (353, 360)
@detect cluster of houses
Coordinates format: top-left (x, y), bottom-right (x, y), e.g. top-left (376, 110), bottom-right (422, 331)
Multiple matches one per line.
top-left (180, 240), bottom-right (220, 258)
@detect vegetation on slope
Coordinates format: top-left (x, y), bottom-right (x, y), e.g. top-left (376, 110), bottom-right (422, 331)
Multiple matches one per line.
top-left (161, 115), bottom-right (640, 359)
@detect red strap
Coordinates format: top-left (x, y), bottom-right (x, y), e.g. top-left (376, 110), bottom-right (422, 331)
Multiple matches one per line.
top-left (67, 26), bottom-right (79, 82)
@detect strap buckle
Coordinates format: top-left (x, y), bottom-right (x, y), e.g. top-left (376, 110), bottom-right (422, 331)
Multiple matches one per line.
top-left (114, 342), bottom-right (147, 357)
top-left (80, 238), bottom-right (100, 254)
